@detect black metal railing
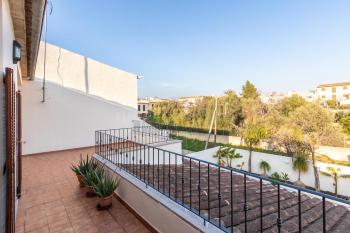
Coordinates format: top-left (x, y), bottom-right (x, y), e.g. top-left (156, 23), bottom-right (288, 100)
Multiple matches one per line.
top-left (96, 127), bottom-right (170, 145)
top-left (95, 129), bottom-right (350, 233)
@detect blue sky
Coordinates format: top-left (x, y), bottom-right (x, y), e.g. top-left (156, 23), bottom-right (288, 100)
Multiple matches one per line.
top-left (46, 0), bottom-right (350, 98)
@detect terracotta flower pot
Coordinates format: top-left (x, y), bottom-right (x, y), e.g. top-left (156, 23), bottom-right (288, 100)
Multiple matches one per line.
top-left (76, 174), bottom-right (84, 187)
top-left (85, 186), bottom-right (95, 197)
top-left (98, 194), bottom-right (113, 208)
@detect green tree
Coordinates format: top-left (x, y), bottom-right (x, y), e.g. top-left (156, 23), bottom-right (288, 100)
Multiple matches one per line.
top-left (214, 147), bottom-right (242, 167)
top-left (321, 167), bottom-right (350, 196)
top-left (259, 160), bottom-right (271, 176)
top-left (326, 100), bottom-right (337, 109)
top-left (290, 102), bottom-right (343, 191)
top-left (276, 95), bottom-right (307, 117)
top-left (241, 120), bottom-right (268, 172)
top-left (270, 125), bottom-right (305, 156)
top-left (241, 80), bottom-right (259, 99)
top-left (340, 116), bottom-right (350, 135)
top-left (292, 153), bottom-right (309, 186)
top-left (223, 148), bottom-right (242, 168)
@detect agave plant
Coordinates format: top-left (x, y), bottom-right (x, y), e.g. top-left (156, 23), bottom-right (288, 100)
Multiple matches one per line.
top-left (71, 154), bottom-right (98, 187)
top-left (83, 165), bottom-right (105, 187)
top-left (71, 154), bottom-right (98, 177)
top-left (92, 173), bottom-right (120, 198)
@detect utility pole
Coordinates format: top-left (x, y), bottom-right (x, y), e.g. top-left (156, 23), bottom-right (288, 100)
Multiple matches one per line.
top-left (205, 96), bottom-right (218, 149)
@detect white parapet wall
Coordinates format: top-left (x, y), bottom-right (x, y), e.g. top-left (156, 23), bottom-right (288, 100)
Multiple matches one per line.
top-left (21, 80), bottom-right (138, 155)
top-left (188, 147), bottom-right (350, 197)
top-left (35, 42), bottom-right (138, 109)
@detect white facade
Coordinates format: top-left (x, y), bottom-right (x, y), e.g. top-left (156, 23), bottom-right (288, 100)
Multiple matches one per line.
top-left (317, 82), bottom-right (350, 106)
top-left (35, 42), bottom-right (138, 109)
top-left (21, 80), bottom-right (138, 155)
top-left (178, 96), bottom-right (205, 108)
top-left (137, 97), bottom-right (166, 118)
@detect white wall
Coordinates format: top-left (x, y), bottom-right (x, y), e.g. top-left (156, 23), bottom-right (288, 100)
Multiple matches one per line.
top-left (188, 147), bottom-right (350, 197)
top-left (35, 42), bottom-right (138, 109)
top-left (21, 80), bottom-right (138, 154)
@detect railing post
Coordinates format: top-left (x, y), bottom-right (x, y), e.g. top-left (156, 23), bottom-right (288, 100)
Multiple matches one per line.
top-left (260, 178), bottom-right (263, 233)
top-left (323, 197), bottom-right (326, 233)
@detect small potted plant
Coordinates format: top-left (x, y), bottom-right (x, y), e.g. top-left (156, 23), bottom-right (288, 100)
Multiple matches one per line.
top-left (92, 173), bottom-right (120, 209)
top-left (71, 154), bottom-right (93, 187)
top-left (83, 165), bottom-right (105, 197)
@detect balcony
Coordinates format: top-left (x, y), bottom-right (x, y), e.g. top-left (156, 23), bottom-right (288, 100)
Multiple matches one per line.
top-left (94, 129), bottom-right (350, 233)
top-left (15, 148), bottom-right (151, 233)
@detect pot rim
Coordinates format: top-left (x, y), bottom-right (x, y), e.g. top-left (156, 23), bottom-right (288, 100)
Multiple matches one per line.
top-left (101, 194), bottom-right (114, 200)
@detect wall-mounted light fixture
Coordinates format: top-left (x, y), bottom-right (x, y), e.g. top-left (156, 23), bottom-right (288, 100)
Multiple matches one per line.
top-left (13, 40), bottom-right (21, 64)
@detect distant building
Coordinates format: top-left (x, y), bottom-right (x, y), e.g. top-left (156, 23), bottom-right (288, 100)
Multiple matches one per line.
top-left (261, 90), bottom-right (317, 104)
top-left (317, 82), bottom-right (350, 106)
top-left (178, 96), bottom-right (206, 108)
top-left (137, 97), bottom-right (167, 118)
top-left (286, 90), bottom-right (318, 102)
top-left (261, 92), bottom-right (287, 104)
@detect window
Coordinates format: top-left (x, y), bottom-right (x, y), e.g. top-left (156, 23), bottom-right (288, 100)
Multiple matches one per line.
top-left (344, 86), bottom-right (348, 90)
top-left (344, 94), bottom-right (350, 99)
top-left (322, 95), bottom-right (326, 98)
top-left (332, 87), bottom-right (336, 93)
top-left (143, 105), bottom-right (146, 111)
top-left (138, 105), bottom-right (140, 111)
top-left (322, 88), bottom-right (326, 91)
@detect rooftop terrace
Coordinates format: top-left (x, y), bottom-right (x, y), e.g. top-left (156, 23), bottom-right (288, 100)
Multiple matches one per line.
top-left (15, 148), bottom-right (151, 233)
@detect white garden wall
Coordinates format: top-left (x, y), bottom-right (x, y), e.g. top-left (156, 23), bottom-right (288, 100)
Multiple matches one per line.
top-left (21, 80), bottom-right (138, 155)
top-left (188, 147), bottom-right (350, 197)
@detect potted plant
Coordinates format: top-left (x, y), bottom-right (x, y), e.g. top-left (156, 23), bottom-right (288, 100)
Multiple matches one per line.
top-left (71, 154), bottom-right (95, 187)
top-left (83, 165), bottom-right (105, 196)
top-left (92, 173), bottom-right (120, 208)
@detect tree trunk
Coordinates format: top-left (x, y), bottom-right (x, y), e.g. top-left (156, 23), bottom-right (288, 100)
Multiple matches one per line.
top-left (334, 177), bottom-right (338, 196)
top-left (311, 151), bottom-right (320, 191)
top-left (248, 146), bottom-right (252, 172)
top-left (298, 170), bottom-right (301, 182)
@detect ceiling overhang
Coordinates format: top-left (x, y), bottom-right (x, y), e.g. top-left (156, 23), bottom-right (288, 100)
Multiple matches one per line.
top-left (9, 0), bottom-right (46, 80)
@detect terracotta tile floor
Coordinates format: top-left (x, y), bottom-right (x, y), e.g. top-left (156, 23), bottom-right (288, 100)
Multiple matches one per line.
top-left (16, 148), bottom-right (151, 233)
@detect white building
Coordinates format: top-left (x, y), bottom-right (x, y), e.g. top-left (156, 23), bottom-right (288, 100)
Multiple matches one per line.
top-left (178, 96), bottom-right (205, 108)
top-left (137, 97), bottom-right (167, 118)
top-left (317, 82), bottom-right (350, 106)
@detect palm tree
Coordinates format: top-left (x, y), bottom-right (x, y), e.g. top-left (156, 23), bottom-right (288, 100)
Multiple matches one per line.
top-left (321, 167), bottom-right (350, 196)
top-left (223, 148), bottom-right (242, 168)
top-left (259, 160), bottom-right (271, 176)
top-left (241, 121), bottom-right (268, 172)
top-left (213, 147), bottom-right (225, 165)
top-left (214, 147), bottom-right (242, 167)
top-left (292, 153), bottom-right (308, 186)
